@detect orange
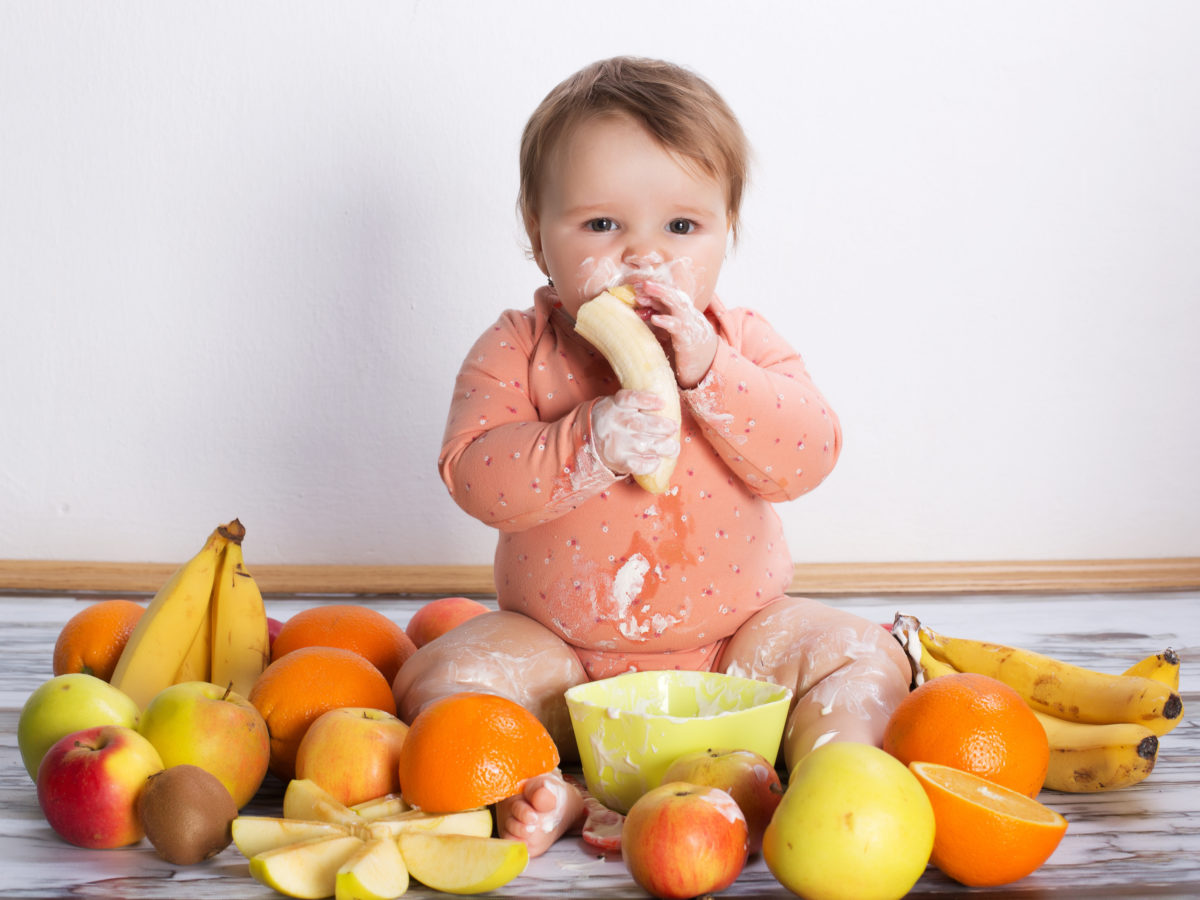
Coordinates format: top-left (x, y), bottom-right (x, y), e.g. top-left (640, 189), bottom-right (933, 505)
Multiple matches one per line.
top-left (910, 761), bottom-right (1067, 886)
top-left (52, 599), bottom-right (145, 682)
top-left (248, 646), bottom-right (397, 780)
top-left (397, 692), bottom-right (560, 813)
top-left (271, 604), bottom-right (417, 685)
top-left (882, 672), bottom-right (1049, 797)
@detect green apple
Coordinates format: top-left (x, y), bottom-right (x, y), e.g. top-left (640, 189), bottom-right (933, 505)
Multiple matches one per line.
top-left (295, 707), bottom-right (409, 807)
top-left (137, 681), bottom-right (269, 808)
top-left (17, 673), bottom-right (141, 781)
top-left (36, 724), bottom-right (164, 848)
top-left (762, 742), bottom-right (935, 900)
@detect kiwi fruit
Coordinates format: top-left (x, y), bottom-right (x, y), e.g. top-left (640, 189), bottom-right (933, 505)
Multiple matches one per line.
top-left (137, 764), bottom-right (238, 864)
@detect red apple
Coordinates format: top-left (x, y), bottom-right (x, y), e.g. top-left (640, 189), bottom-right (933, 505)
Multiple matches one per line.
top-left (659, 747), bottom-right (782, 854)
top-left (622, 781), bottom-right (748, 900)
top-left (267, 617), bottom-right (285, 652)
top-left (136, 681), bottom-right (270, 809)
top-left (295, 707), bottom-right (410, 807)
top-left (36, 724), bottom-right (164, 849)
top-left (404, 597), bottom-right (490, 648)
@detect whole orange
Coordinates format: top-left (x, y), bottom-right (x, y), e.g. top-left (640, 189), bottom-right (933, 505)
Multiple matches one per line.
top-left (883, 672), bottom-right (1049, 798)
top-left (271, 604), bottom-right (417, 685)
top-left (397, 692), bottom-right (559, 813)
top-left (52, 599), bottom-right (145, 682)
top-left (248, 645), bottom-right (397, 780)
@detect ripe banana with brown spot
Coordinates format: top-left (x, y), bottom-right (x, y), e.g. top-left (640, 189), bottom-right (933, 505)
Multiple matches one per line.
top-left (574, 284), bottom-right (681, 494)
top-left (1122, 648), bottom-right (1181, 691)
top-left (111, 523), bottom-right (234, 709)
top-left (210, 531), bottom-right (270, 698)
top-left (919, 626), bottom-right (1183, 736)
top-left (1034, 711), bottom-right (1158, 792)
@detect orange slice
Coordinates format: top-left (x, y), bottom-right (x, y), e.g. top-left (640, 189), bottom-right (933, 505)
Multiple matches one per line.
top-left (909, 761), bottom-right (1067, 887)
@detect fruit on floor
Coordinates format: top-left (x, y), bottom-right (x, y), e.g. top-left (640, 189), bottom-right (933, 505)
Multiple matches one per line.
top-left (335, 836), bottom-right (409, 900)
top-left (763, 742), bottom-right (934, 900)
top-left (17, 672), bottom-right (142, 780)
top-left (1034, 711), bottom-right (1159, 792)
top-left (248, 646), bottom-right (397, 781)
top-left (110, 523), bottom-right (234, 709)
top-left (351, 793), bottom-right (410, 820)
top-left (52, 598), bottom-right (145, 682)
top-left (396, 832), bottom-right (528, 895)
top-left (209, 537), bottom-right (271, 698)
top-left (1122, 648), bottom-right (1181, 690)
top-left (36, 724), bottom-right (165, 849)
top-left (137, 680), bottom-right (269, 808)
top-left (397, 692), bottom-right (559, 813)
top-left (249, 832), bottom-right (366, 899)
top-left (917, 623), bottom-right (1183, 735)
top-left (404, 597), bottom-right (491, 648)
top-left (910, 760), bottom-right (1068, 886)
top-left (882, 671), bottom-right (1050, 798)
top-left (283, 778), bottom-right (363, 828)
top-left (622, 781), bottom-right (749, 900)
top-left (233, 816), bottom-right (351, 858)
top-left (137, 764), bottom-right (238, 864)
top-left (574, 284), bottom-right (681, 494)
top-left (271, 604), bottom-right (417, 686)
top-left (658, 747), bottom-right (782, 854)
top-left (295, 707), bottom-right (409, 807)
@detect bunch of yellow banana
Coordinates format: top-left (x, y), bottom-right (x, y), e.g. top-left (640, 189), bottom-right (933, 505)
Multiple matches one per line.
top-left (110, 520), bottom-right (270, 709)
top-left (893, 614), bottom-right (1183, 793)
top-left (574, 284), bottom-right (682, 494)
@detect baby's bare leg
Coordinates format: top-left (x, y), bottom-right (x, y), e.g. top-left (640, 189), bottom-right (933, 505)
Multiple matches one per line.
top-left (392, 610), bottom-right (589, 758)
top-left (718, 597), bottom-right (911, 773)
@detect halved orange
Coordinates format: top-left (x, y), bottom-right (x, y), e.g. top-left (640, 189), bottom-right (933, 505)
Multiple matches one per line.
top-left (397, 692), bottom-right (559, 813)
top-left (910, 761), bottom-right (1068, 887)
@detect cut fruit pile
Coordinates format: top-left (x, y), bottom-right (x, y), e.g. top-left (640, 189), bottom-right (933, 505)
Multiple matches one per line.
top-left (236, 779), bottom-right (526, 898)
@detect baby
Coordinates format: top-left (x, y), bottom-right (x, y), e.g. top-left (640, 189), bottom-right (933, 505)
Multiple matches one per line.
top-left (393, 56), bottom-right (911, 856)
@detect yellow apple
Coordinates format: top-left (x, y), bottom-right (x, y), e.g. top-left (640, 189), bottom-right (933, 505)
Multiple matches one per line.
top-left (397, 832), bottom-right (528, 894)
top-left (336, 836), bottom-right (409, 900)
top-left (17, 673), bottom-right (141, 780)
top-left (137, 681), bottom-right (269, 808)
top-left (295, 707), bottom-right (409, 807)
top-left (36, 724), bottom-right (164, 848)
top-left (763, 742), bottom-right (935, 900)
top-left (249, 833), bottom-right (365, 898)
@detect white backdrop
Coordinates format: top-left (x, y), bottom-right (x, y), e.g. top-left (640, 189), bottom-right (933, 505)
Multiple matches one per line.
top-left (2, 1), bottom-right (1197, 567)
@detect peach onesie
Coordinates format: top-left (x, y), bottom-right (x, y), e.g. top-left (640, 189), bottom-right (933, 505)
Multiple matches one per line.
top-left (439, 286), bottom-right (842, 680)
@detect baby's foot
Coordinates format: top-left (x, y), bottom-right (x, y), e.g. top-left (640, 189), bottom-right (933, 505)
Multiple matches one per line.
top-left (495, 770), bottom-right (586, 857)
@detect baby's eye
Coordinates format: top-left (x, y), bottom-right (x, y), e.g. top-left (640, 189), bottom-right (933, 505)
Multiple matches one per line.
top-left (586, 218), bottom-right (617, 233)
top-left (667, 219), bottom-right (696, 235)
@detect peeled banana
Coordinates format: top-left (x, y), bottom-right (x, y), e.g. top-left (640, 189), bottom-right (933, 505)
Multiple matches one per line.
top-left (210, 537), bottom-right (271, 698)
top-left (110, 520), bottom-right (269, 709)
top-left (918, 625), bottom-right (1183, 736)
top-left (574, 284), bottom-right (681, 494)
top-left (1034, 710), bottom-right (1159, 792)
top-left (111, 525), bottom-right (232, 709)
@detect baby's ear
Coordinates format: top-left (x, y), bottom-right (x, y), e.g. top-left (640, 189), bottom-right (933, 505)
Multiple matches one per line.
top-left (527, 219), bottom-right (550, 275)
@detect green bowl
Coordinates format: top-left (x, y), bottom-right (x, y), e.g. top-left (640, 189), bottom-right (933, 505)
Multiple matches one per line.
top-left (565, 670), bottom-right (792, 814)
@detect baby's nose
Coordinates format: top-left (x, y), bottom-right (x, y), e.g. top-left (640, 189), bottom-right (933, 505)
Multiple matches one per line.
top-left (621, 248), bottom-right (665, 270)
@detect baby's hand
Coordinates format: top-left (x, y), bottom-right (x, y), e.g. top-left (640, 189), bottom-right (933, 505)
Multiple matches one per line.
top-left (637, 281), bottom-right (718, 389)
top-left (592, 390), bottom-right (680, 477)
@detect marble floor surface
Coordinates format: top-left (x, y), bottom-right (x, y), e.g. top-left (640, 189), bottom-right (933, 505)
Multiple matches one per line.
top-left (0, 589), bottom-right (1196, 899)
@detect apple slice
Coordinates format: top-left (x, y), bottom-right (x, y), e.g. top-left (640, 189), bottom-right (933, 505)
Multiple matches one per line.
top-left (249, 833), bottom-right (365, 899)
top-left (366, 807), bottom-right (493, 840)
top-left (335, 836), bottom-right (409, 900)
top-left (285, 778), bottom-right (361, 827)
top-left (351, 793), bottom-right (410, 821)
top-left (233, 816), bottom-right (350, 858)
top-left (397, 832), bottom-right (528, 894)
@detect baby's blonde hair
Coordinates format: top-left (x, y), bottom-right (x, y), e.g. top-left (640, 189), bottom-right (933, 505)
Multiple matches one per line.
top-left (519, 56), bottom-right (750, 244)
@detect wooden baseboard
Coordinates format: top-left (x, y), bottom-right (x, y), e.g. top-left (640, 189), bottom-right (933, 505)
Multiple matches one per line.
top-left (1, 557), bottom-right (1197, 596)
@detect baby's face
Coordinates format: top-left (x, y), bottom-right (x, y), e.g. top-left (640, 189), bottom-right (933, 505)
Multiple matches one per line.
top-left (529, 113), bottom-right (730, 319)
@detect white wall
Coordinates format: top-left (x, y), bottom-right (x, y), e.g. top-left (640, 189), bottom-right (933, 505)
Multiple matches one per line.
top-left (2, 1), bottom-right (1197, 567)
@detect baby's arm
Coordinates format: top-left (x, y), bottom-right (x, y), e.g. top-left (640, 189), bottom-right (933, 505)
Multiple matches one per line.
top-left (681, 306), bottom-right (842, 502)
